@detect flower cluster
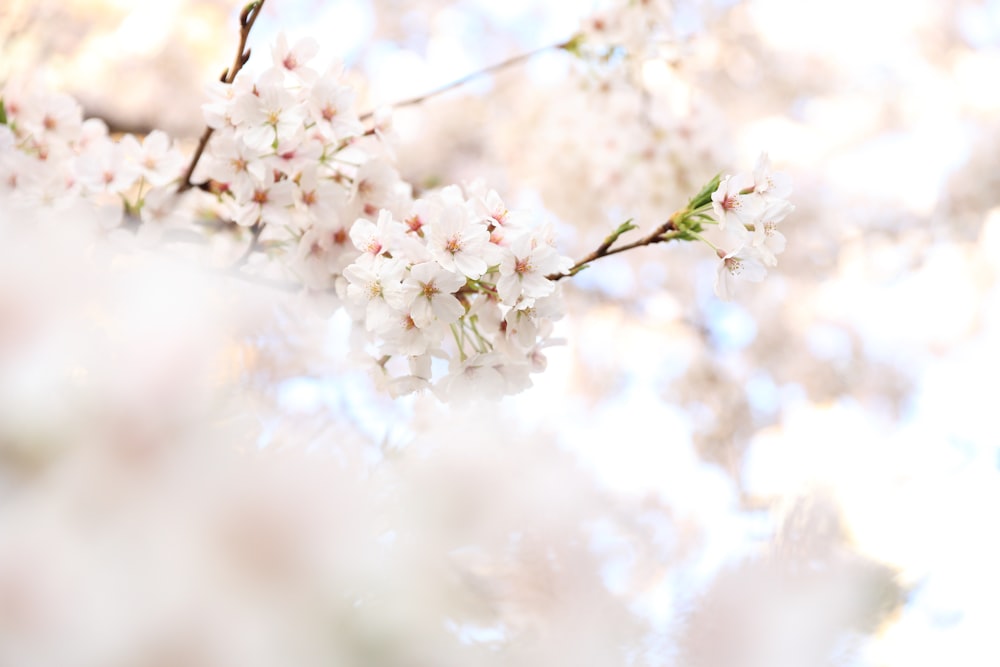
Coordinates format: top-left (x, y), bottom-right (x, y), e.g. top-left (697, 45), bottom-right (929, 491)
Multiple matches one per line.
top-left (196, 35), bottom-right (572, 399)
top-left (710, 154), bottom-right (794, 300)
top-left (1, 28), bottom-right (794, 399)
top-left (196, 33), bottom-right (371, 286)
top-left (0, 79), bottom-right (185, 232)
top-left (340, 185), bottom-right (572, 401)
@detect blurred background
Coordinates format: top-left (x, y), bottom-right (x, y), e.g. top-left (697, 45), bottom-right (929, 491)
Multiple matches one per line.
top-left (2, 0), bottom-right (999, 665)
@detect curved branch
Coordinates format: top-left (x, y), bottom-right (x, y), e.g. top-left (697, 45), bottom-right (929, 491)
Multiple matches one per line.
top-left (178, 0), bottom-right (267, 193)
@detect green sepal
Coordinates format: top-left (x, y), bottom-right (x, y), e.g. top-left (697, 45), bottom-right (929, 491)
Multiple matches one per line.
top-left (687, 173), bottom-right (722, 210)
top-left (0, 98), bottom-right (7, 126)
top-left (673, 230), bottom-right (702, 242)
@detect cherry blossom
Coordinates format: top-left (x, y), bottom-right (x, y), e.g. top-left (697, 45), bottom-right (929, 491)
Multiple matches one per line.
top-left (401, 260), bottom-right (467, 327)
top-left (496, 231), bottom-right (571, 304)
top-left (0, 30), bottom-right (791, 402)
top-left (230, 68), bottom-right (305, 151)
top-left (714, 246), bottom-right (768, 301)
top-left (205, 129), bottom-right (268, 196)
top-left (74, 139), bottom-right (139, 194)
top-left (343, 254), bottom-right (408, 332)
top-left (350, 208), bottom-right (401, 258)
top-left (753, 152), bottom-right (793, 201)
top-left (270, 33), bottom-right (320, 83)
top-left (753, 199), bottom-right (794, 265)
top-left (18, 92), bottom-right (83, 144)
top-left (232, 175), bottom-right (295, 227)
top-left (706, 154), bottom-right (794, 297)
top-left (426, 203), bottom-right (492, 279)
top-left (121, 130), bottom-right (184, 188)
top-left (711, 172), bottom-right (762, 238)
top-left (308, 70), bottom-right (364, 142)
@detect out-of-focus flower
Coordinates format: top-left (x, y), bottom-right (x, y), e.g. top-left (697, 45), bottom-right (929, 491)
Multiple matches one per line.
top-left (121, 129), bottom-right (185, 188)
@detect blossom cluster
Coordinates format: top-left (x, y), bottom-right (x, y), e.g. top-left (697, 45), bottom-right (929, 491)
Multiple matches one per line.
top-left (194, 35), bottom-right (573, 400)
top-left (340, 186), bottom-right (572, 401)
top-left (0, 29), bottom-right (793, 398)
top-left (0, 78), bottom-right (185, 232)
top-left (711, 154), bottom-right (794, 300)
top-left (195, 34), bottom-right (369, 282)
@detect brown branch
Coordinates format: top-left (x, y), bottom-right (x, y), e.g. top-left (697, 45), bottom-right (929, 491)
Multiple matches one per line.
top-left (178, 0), bottom-right (267, 193)
top-left (358, 38), bottom-right (576, 121)
top-left (547, 214), bottom-right (685, 282)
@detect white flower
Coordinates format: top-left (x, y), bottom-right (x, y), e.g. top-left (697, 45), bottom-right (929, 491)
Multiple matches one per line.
top-left (121, 130), bottom-right (185, 188)
top-left (230, 69), bottom-right (305, 151)
top-left (295, 165), bottom-right (348, 228)
top-left (270, 33), bottom-right (320, 83)
top-left (10, 163), bottom-right (78, 211)
top-left (378, 312), bottom-right (436, 356)
top-left (343, 255), bottom-right (407, 332)
top-left (711, 172), bottom-right (762, 238)
top-left (265, 135), bottom-right (323, 180)
top-left (73, 138), bottom-right (139, 194)
top-left (292, 222), bottom-right (355, 289)
top-left (232, 176), bottom-right (295, 227)
top-left (206, 130), bottom-right (268, 196)
top-left (202, 70), bottom-right (254, 130)
top-left (352, 159), bottom-right (404, 218)
top-left (308, 71), bottom-right (363, 142)
top-left (495, 231), bottom-right (571, 305)
top-left (752, 152), bottom-right (793, 201)
top-left (473, 188), bottom-right (531, 231)
top-left (19, 92), bottom-right (82, 143)
top-left (503, 292), bottom-right (564, 350)
top-left (350, 209), bottom-right (398, 257)
top-left (427, 204), bottom-right (491, 279)
top-left (401, 261), bottom-right (467, 327)
top-left (714, 246), bottom-right (768, 301)
top-left (753, 199), bottom-right (794, 266)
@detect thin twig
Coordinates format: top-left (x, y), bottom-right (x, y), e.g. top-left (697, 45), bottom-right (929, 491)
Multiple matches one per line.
top-left (178, 1), bottom-right (267, 193)
top-left (358, 38), bottom-right (575, 121)
top-left (547, 215), bottom-right (684, 282)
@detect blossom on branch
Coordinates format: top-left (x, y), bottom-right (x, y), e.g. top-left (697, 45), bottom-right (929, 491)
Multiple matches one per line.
top-left (0, 25), bottom-right (793, 399)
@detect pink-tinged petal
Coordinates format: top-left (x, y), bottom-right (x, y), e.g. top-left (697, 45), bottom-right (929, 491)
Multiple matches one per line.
top-left (496, 274), bottom-right (521, 304)
top-left (431, 293), bottom-right (465, 324)
top-left (453, 251), bottom-right (487, 279)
